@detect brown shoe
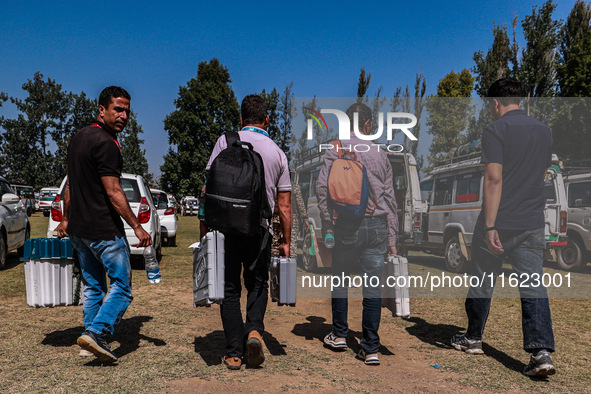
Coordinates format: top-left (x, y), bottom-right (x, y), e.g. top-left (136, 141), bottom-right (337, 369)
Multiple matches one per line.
top-left (246, 330), bottom-right (265, 366)
top-left (222, 355), bottom-right (242, 370)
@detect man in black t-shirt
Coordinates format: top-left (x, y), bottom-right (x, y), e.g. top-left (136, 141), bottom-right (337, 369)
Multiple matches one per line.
top-left (451, 78), bottom-right (556, 378)
top-left (56, 86), bottom-right (151, 363)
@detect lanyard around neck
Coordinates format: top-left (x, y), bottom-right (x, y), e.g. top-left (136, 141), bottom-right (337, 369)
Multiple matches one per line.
top-left (241, 126), bottom-right (269, 138)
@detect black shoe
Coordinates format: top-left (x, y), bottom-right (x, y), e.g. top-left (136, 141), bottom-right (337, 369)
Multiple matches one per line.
top-left (77, 330), bottom-right (118, 363)
top-left (523, 350), bottom-right (556, 377)
top-left (451, 333), bottom-right (484, 354)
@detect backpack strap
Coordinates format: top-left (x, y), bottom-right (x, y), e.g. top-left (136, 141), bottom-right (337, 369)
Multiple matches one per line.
top-left (225, 131), bottom-right (240, 147)
top-left (331, 140), bottom-right (357, 160)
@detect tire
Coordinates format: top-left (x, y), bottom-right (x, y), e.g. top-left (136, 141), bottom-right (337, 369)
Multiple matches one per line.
top-left (167, 235), bottom-right (176, 247)
top-left (445, 235), bottom-right (468, 273)
top-left (0, 231), bottom-right (7, 270)
top-left (556, 238), bottom-right (584, 271)
top-left (18, 225), bottom-right (30, 257)
top-left (43, 211), bottom-right (50, 217)
top-left (301, 232), bottom-right (317, 272)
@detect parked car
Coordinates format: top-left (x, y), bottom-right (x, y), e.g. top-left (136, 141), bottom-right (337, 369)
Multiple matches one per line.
top-left (47, 173), bottom-right (162, 261)
top-left (181, 196), bottom-right (199, 216)
top-left (410, 154), bottom-right (568, 272)
top-left (150, 188), bottom-right (178, 246)
top-left (556, 169), bottom-right (591, 271)
top-left (39, 187), bottom-right (59, 217)
top-left (0, 176), bottom-right (30, 269)
top-left (10, 183), bottom-right (36, 216)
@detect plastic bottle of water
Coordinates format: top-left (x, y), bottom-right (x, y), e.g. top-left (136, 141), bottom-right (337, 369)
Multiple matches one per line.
top-left (143, 245), bottom-right (162, 283)
top-left (324, 229), bottom-right (335, 249)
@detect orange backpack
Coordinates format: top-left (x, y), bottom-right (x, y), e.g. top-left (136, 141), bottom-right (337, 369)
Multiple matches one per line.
top-left (327, 140), bottom-right (370, 219)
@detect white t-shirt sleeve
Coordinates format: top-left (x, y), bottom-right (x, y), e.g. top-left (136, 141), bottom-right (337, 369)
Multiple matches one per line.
top-left (277, 150), bottom-right (292, 192)
top-left (205, 135), bottom-right (228, 170)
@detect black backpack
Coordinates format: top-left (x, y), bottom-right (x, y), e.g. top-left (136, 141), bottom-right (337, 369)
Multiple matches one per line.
top-left (204, 132), bottom-right (272, 237)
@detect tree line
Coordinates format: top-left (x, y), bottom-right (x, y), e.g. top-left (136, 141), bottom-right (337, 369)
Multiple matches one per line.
top-left (0, 72), bottom-right (151, 189)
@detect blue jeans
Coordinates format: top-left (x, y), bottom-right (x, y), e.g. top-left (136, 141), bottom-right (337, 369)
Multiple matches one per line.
top-left (70, 235), bottom-right (133, 336)
top-left (465, 212), bottom-right (555, 352)
top-left (331, 217), bottom-right (387, 354)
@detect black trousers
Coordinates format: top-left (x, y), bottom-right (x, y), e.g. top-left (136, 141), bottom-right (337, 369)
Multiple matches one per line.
top-left (220, 230), bottom-right (271, 357)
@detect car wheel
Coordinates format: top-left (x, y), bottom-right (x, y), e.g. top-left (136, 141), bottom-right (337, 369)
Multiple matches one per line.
top-left (43, 211), bottom-right (50, 217)
top-left (556, 238), bottom-right (584, 271)
top-left (0, 232), bottom-right (7, 270)
top-left (18, 226), bottom-right (30, 257)
top-left (167, 235), bottom-right (176, 247)
top-left (445, 235), bottom-right (468, 273)
top-left (301, 231), bottom-right (317, 272)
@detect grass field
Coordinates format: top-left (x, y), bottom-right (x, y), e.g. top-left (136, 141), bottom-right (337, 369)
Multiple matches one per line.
top-left (0, 213), bottom-right (590, 392)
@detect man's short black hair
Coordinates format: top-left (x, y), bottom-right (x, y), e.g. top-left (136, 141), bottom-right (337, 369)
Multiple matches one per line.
top-left (99, 86), bottom-right (131, 108)
top-left (487, 78), bottom-right (523, 106)
top-left (241, 95), bottom-right (267, 125)
top-left (346, 102), bottom-right (372, 131)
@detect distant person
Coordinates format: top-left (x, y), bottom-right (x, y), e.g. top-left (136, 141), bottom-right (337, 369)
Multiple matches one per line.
top-left (56, 86), bottom-right (152, 363)
top-left (316, 102), bottom-right (398, 365)
top-left (451, 78), bottom-right (556, 377)
top-left (202, 95), bottom-right (292, 370)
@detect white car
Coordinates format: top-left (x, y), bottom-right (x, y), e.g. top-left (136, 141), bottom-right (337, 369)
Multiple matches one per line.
top-left (47, 173), bottom-right (162, 261)
top-left (39, 187), bottom-right (59, 217)
top-left (0, 176), bottom-right (30, 269)
top-left (150, 188), bottom-right (178, 246)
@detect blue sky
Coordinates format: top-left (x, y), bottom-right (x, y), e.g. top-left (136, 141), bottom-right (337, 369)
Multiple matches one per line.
top-left (0, 1), bottom-right (576, 177)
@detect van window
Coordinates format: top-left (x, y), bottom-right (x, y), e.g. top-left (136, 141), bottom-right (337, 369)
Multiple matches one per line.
top-left (568, 182), bottom-right (591, 208)
top-left (545, 180), bottom-right (556, 204)
top-left (455, 173), bottom-right (481, 203)
top-left (432, 177), bottom-right (453, 206)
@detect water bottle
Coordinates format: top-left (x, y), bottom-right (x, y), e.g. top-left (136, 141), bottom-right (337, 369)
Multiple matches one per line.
top-left (324, 229), bottom-right (335, 249)
top-left (143, 245), bottom-right (162, 283)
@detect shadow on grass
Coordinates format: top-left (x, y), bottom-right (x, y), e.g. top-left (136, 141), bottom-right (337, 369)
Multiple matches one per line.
top-left (42, 315), bottom-right (166, 360)
top-left (405, 317), bottom-right (526, 373)
top-left (193, 330), bottom-right (287, 366)
top-left (291, 315), bottom-right (394, 356)
top-left (1, 254), bottom-right (22, 271)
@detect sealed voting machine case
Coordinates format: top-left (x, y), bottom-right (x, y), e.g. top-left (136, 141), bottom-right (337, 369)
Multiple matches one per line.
top-left (381, 254), bottom-right (410, 318)
top-left (22, 238), bottom-right (84, 307)
top-left (270, 256), bottom-right (297, 306)
top-left (193, 231), bottom-right (225, 307)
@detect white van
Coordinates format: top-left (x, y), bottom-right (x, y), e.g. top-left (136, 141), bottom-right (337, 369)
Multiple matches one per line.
top-left (39, 187), bottom-right (59, 217)
top-left (292, 146), bottom-right (427, 271)
top-left (411, 155), bottom-right (568, 272)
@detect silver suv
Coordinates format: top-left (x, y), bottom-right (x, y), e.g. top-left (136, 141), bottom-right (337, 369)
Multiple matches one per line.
top-left (0, 176), bottom-right (30, 269)
top-left (557, 171), bottom-right (591, 270)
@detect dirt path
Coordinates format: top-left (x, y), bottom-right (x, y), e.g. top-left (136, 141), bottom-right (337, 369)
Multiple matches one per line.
top-left (162, 289), bottom-right (476, 393)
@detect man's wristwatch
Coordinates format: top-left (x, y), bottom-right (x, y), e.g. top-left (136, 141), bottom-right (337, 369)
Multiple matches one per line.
top-left (485, 226), bottom-right (497, 232)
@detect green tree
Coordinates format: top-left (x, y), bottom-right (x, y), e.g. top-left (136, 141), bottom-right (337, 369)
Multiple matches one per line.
top-left (519, 0), bottom-right (562, 98)
top-left (259, 87), bottom-right (281, 142)
top-left (357, 67), bottom-right (371, 102)
top-left (426, 69), bottom-right (475, 166)
top-left (473, 21), bottom-right (519, 97)
top-left (0, 72), bottom-right (71, 187)
top-left (278, 82), bottom-right (295, 160)
top-left (160, 58), bottom-right (240, 197)
top-left (557, 0), bottom-right (591, 96)
top-left (119, 111), bottom-right (149, 178)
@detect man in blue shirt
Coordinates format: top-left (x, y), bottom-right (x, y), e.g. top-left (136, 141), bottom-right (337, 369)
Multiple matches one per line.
top-left (451, 78), bottom-right (556, 377)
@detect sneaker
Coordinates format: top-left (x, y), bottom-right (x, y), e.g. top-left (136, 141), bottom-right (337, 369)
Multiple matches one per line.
top-left (357, 349), bottom-right (380, 365)
top-left (79, 348), bottom-right (94, 357)
top-left (222, 355), bottom-right (242, 370)
top-left (451, 333), bottom-right (484, 354)
top-left (523, 350), bottom-right (556, 377)
top-left (323, 332), bottom-right (348, 350)
top-left (245, 331), bottom-right (265, 366)
top-left (77, 330), bottom-right (118, 363)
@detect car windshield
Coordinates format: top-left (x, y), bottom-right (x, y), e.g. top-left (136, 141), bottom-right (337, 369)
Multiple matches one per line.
top-left (121, 179), bottom-right (141, 203)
